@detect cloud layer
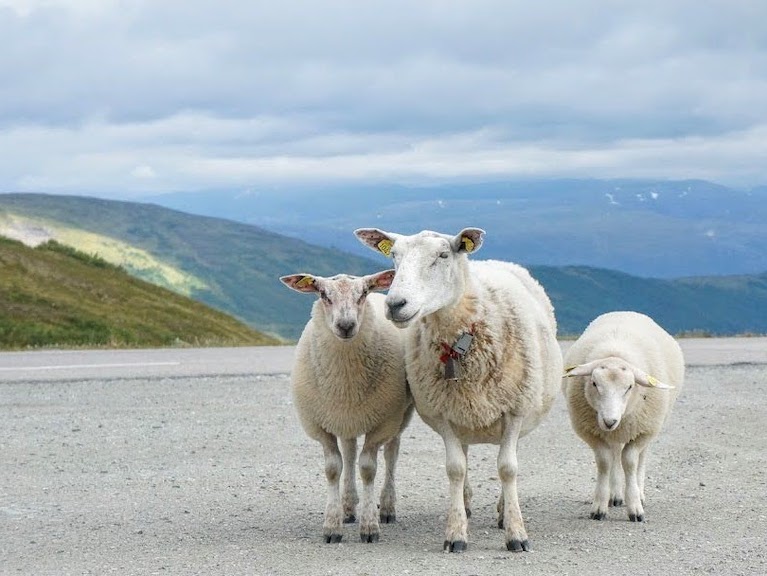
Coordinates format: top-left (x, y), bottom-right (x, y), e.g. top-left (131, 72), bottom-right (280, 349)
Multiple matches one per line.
top-left (1, 0), bottom-right (766, 196)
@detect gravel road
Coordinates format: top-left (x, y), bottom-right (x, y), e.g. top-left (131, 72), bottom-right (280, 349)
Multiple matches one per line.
top-left (1, 340), bottom-right (765, 575)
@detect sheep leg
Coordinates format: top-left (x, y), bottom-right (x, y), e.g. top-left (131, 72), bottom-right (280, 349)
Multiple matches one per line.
top-left (358, 438), bottom-right (381, 542)
top-left (462, 444), bottom-right (473, 519)
top-left (318, 432), bottom-right (344, 543)
top-left (589, 440), bottom-right (613, 520)
top-left (623, 438), bottom-right (650, 522)
top-left (637, 446), bottom-right (648, 505)
top-left (498, 412), bottom-right (529, 552)
top-left (609, 443), bottom-right (625, 507)
top-left (379, 435), bottom-right (399, 523)
top-left (340, 437), bottom-right (359, 523)
top-left (442, 425), bottom-right (469, 552)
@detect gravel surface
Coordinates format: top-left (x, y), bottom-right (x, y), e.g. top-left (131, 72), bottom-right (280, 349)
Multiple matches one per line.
top-left (1, 341), bottom-right (766, 575)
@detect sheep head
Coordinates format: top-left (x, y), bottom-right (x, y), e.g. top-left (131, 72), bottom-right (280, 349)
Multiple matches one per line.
top-left (564, 356), bottom-right (673, 432)
top-left (354, 228), bottom-right (485, 328)
top-left (280, 270), bottom-right (395, 340)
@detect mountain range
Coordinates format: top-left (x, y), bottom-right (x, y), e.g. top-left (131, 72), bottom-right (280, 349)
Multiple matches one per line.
top-left (1, 191), bottom-right (766, 341)
top-left (150, 179), bottom-right (767, 278)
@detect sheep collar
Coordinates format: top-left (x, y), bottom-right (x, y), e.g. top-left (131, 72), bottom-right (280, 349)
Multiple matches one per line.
top-left (439, 324), bottom-right (476, 381)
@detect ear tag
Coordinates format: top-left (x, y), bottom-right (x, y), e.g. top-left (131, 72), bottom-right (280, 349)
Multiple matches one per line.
top-left (461, 236), bottom-right (475, 252)
top-left (377, 239), bottom-right (393, 257)
top-left (564, 365), bottom-right (578, 376)
top-left (295, 276), bottom-right (314, 289)
top-left (647, 375), bottom-right (660, 387)
top-left (444, 357), bottom-right (460, 381)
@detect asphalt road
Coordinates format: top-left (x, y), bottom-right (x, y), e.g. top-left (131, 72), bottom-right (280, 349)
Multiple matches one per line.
top-left (1, 339), bottom-right (766, 575)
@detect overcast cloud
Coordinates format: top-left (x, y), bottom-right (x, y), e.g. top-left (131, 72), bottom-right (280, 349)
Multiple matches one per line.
top-left (1, 0), bottom-right (766, 197)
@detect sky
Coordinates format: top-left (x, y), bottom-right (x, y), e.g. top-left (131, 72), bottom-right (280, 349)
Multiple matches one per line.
top-left (1, 0), bottom-right (766, 199)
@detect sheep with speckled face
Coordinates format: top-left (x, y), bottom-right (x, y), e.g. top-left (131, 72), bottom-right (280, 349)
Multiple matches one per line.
top-left (563, 311), bottom-right (685, 522)
top-left (354, 227), bottom-right (562, 554)
top-left (280, 270), bottom-right (413, 544)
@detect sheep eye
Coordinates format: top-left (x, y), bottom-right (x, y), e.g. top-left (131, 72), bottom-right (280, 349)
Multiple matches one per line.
top-left (591, 381), bottom-right (597, 388)
top-left (439, 251), bottom-right (449, 259)
top-left (625, 384), bottom-right (633, 395)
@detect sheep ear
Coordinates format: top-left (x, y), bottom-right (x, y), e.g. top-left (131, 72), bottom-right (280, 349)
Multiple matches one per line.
top-left (452, 228), bottom-right (485, 254)
top-left (563, 363), bottom-right (592, 377)
top-left (632, 368), bottom-right (674, 389)
top-left (280, 274), bottom-right (319, 293)
top-left (367, 269), bottom-right (395, 292)
top-left (563, 358), bottom-right (603, 377)
top-left (355, 228), bottom-right (396, 257)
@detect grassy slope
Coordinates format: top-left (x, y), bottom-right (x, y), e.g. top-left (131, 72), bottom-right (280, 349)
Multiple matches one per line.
top-left (0, 236), bottom-right (279, 349)
top-left (0, 193), bottom-right (380, 339)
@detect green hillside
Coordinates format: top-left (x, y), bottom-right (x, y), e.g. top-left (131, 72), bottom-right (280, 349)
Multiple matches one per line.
top-left (0, 235), bottom-right (279, 349)
top-left (1, 192), bottom-right (765, 341)
top-left (532, 265), bottom-right (767, 337)
top-left (0, 193), bottom-right (380, 339)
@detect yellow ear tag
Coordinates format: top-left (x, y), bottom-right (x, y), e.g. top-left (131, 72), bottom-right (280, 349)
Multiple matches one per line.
top-left (564, 365), bottom-right (577, 374)
top-left (377, 239), bottom-right (393, 257)
top-left (647, 375), bottom-right (660, 387)
top-left (461, 236), bottom-right (475, 252)
top-left (295, 276), bottom-right (314, 289)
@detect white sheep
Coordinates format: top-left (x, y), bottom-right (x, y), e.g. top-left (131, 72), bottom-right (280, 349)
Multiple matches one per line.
top-left (562, 311), bottom-right (685, 522)
top-left (354, 227), bottom-right (562, 553)
top-left (279, 270), bottom-right (413, 544)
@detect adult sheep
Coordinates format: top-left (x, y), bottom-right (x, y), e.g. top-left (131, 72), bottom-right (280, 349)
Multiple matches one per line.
top-left (355, 227), bottom-right (562, 553)
top-left (562, 311), bottom-right (685, 522)
top-left (280, 270), bottom-right (414, 544)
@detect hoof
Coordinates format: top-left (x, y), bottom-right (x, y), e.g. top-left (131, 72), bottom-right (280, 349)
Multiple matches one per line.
top-left (343, 514), bottom-right (356, 524)
top-left (590, 511), bottom-right (607, 521)
top-left (324, 533), bottom-right (342, 544)
top-left (443, 540), bottom-right (467, 553)
top-left (610, 498), bottom-right (624, 507)
top-left (506, 539), bottom-right (530, 552)
top-left (380, 512), bottom-right (396, 524)
top-left (361, 532), bottom-right (380, 543)
top-left (629, 513), bottom-right (645, 522)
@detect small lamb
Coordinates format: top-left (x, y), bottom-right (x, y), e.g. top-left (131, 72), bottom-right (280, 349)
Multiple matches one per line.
top-left (355, 227), bottom-right (562, 553)
top-left (562, 311), bottom-right (685, 522)
top-left (280, 270), bottom-right (413, 543)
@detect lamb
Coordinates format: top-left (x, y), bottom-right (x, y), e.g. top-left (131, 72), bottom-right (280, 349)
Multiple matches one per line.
top-left (279, 270), bottom-right (413, 544)
top-left (354, 227), bottom-right (562, 553)
top-left (562, 311), bottom-right (685, 522)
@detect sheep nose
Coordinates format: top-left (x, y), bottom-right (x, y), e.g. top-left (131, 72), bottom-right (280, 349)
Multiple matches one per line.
top-left (336, 320), bottom-right (356, 339)
top-left (387, 297), bottom-right (407, 317)
top-left (602, 417), bottom-right (619, 430)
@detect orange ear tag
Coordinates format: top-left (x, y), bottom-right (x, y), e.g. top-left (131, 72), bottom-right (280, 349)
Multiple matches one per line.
top-left (377, 239), bottom-right (393, 256)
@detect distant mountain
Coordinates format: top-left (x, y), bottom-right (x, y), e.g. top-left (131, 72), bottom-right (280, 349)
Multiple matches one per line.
top-left (150, 179), bottom-right (767, 278)
top-left (0, 235), bottom-right (277, 349)
top-left (0, 193), bottom-right (379, 339)
top-left (1, 192), bottom-right (765, 340)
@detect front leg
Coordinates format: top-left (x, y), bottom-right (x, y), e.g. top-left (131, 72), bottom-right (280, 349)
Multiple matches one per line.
top-left (442, 425), bottom-right (469, 552)
top-left (359, 437), bottom-right (381, 542)
top-left (340, 438), bottom-right (359, 523)
top-left (379, 435), bottom-right (399, 523)
top-left (588, 439), bottom-right (614, 520)
top-left (609, 443), bottom-right (625, 507)
top-left (317, 431), bottom-right (344, 543)
top-left (623, 437), bottom-right (651, 522)
top-left (498, 413), bottom-right (529, 552)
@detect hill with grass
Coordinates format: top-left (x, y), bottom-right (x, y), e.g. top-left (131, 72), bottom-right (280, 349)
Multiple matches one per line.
top-left (0, 235), bottom-right (278, 349)
top-left (1, 192), bottom-right (765, 340)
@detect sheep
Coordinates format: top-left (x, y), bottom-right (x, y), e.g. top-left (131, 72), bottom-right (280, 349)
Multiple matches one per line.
top-left (354, 227), bottom-right (562, 553)
top-left (279, 269), bottom-right (413, 544)
top-left (562, 311), bottom-right (685, 522)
